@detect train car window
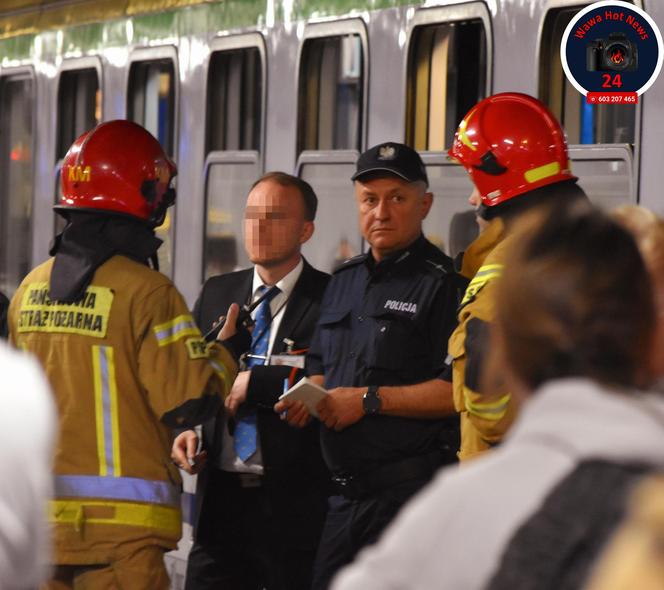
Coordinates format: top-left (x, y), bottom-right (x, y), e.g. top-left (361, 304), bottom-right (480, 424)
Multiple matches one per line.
top-left (54, 67), bottom-right (101, 235)
top-left (203, 38), bottom-right (265, 282)
top-left (57, 69), bottom-right (100, 160)
top-left (128, 58), bottom-right (176, 277)
top-left (298, 34), bottom-right (363, 152)
top-left (0, 73), bottom-right (34, 296)
top-left (204, 162), bottom-right (255, 278)
top-left (540, 6), bottom-right (636, 145)
top-left (403, 5), bottom-right (490, 257)
top-left (296, 23), bottom-right (367, 272)
top-left (207, 48), bottom-right (261, 152)
top-left (420, 155), bottom-right (477, 257)
top-left (406, 19), bottom-right (487, 151)
top-left (128, 60), bottom-right (175, 155)
top-left (299, 160), bottom-right (360, 273)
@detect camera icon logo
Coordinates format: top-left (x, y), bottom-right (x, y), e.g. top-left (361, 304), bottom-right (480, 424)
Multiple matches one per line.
top-left (561, 1), bottom-right (663, 98)
top-left (587, 32), bottom-right (638, 72)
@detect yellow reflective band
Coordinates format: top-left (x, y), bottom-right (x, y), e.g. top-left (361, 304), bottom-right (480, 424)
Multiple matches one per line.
top-left (49, 500), bottom-right (181, 537)
top-left (92, 346), bottom-right (121, 477)
top-left (474, 264), bottom-right (503, 277)
top-left (457, 112), bottom-right (478, 152)
top-left (524, 161), bottom-right (561, 184)
top-left (464, 391), bottom-right (512, 421)
top-left (153, 314), bottom-right (200, 346)
top-left (109, 349), bottom-right (122, 477)
top-left (92, 347), bottom-right (106, 476)
top-left (461, 265), bottom-right (503, 306)
top-left (17, 282), bottom-right (113, 338)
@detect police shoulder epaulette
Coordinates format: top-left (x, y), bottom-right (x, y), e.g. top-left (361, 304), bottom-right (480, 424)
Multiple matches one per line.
top-left (333, 253), bottom-right (366, 274)
top-left (424, 258), bottom-right (452, 277)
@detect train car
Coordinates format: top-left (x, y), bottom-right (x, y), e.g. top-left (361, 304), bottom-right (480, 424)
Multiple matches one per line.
top-left (1, 0), bottom-right (662, 586)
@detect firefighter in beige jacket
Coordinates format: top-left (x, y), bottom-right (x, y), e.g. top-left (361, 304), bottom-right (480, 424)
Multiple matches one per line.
top-left (446, 93), bottom-right (588, 460)
top-left (9, 121), bottom-right (238, 589)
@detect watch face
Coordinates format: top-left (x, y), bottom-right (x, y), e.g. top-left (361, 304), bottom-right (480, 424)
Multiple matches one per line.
top-left (363, 388), bottom-right (381, 414)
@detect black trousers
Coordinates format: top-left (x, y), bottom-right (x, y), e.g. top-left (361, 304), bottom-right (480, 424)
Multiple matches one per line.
top-left (311, 477), bottom-right (430, 590)
top-left (185, 469), bottom-right (322, 590)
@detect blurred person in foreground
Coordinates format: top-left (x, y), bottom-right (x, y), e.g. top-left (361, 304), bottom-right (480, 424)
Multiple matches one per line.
top-left (8, 120), bottom-right (239, 589)
top-left (583, 475), bottom-right (664, 590)
top-left (0, 342), bottom-right (56, 589)
top-left (482, 206), bottom-right (664, 589)
top-left (0, 290), bottom-right (8, 338)
top-left (332, 204), bottom-right (664, 590)
top-left (611, 205), bottom-right (664, 388)
top-left (447, 92), bottom-right (588, 460)
top-left (574, 206), bottom-right (664, 590)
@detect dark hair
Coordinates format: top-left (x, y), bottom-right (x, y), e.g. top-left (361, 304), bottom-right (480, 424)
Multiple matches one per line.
top-left (251, 171), bottom-right (318, 221)
top-left (495, 203), bottom-right (655, 391)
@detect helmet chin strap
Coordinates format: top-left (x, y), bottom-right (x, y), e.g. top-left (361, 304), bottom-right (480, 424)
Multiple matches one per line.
top-left (477, 203), bottom-right (492, 220)
top-left (142, 179), bottom-right (176, 228)
top-left (148, 187), bottom-right (175, 227)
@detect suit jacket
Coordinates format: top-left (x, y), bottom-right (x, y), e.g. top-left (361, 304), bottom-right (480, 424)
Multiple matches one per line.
top-left (191, 258), bottom-right (331, 540)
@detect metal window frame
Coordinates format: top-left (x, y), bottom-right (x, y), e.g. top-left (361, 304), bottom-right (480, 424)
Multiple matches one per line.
top-left (568, 143), bottom-right (636, 202)
top-left (204, 32), bottom-right (267, 168)
top-left (295, 18), bottom-right (369, 165)
top-left (0, 65), bottom-right (36, 291)
top-left (201, 149), bottom-right (262, 280)
top-left (404, 1), bottom-right (493, 155)
top-left (536, 0), bottom-right (642, 201)
top-left (126, 45), bottom-right (179, 157)
top-left (200, 33), bottom-right (267, 282)
top-left (55, 55), bottom-right (103, 148)
top-left (53, 57), bottom-right (103, 234)
top-left (125, 45), bottom-right (179, 274)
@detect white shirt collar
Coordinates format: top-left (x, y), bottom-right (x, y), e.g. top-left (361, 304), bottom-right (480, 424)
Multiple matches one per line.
top-left (251, 257), bottom-right (304, 300)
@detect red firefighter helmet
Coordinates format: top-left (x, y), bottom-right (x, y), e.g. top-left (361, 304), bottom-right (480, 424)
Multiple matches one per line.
top-left (57, 120), bottom-right (177, 226)
top-left (448, 93), bottom-right (575, 207)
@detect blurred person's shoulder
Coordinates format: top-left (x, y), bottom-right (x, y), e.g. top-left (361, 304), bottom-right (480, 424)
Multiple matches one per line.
top-left (0, 342), bottom-right (56, 441)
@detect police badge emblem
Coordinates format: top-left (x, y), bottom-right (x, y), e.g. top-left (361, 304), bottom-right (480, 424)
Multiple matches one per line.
top-left (378, 145), bottom-right (396, 160)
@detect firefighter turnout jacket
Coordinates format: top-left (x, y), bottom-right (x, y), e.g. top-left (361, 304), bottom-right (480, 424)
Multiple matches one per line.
top-left (448, 218), bottom-right (517, 460)
top-left (9, 255), bottom-right (237, 564)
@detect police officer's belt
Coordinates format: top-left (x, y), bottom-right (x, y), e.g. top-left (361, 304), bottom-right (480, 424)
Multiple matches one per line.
top-left (331, 452), bottom-right (442, 500)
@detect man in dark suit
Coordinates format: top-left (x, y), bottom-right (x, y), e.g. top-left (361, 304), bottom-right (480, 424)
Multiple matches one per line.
top-left (172, 171), bottom-right (330, 590)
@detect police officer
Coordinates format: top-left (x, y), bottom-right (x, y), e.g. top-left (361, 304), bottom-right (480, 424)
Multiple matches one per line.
top-left (8, 120), bottom-right (239, 589)
top-left (277, 142), bottom-right (466, 589)
top-left (447, 92), bottom-right (588, 460)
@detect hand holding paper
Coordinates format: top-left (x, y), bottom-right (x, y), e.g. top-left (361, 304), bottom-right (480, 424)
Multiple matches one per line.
top-left (278, 377), bottom-right (328, 418)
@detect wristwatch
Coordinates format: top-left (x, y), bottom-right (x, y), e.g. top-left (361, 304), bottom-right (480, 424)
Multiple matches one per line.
top-left (363, 385), bottom-right (381, 415)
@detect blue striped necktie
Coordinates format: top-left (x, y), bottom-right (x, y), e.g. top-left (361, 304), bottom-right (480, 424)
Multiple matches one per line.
top-left (234, 285), bottom-right (280, 462)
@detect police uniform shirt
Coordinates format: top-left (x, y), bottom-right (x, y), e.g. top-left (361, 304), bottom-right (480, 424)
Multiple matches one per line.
top-left (307, 235), bottom-right (464, 476)
top-left (219, 257), bottom-right (304, 474)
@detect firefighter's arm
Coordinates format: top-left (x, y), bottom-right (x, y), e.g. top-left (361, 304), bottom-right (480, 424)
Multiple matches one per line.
top-left (137, 285), bottom-right (238, 429)
top-left (460, 316), bottom-right (515, 444)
